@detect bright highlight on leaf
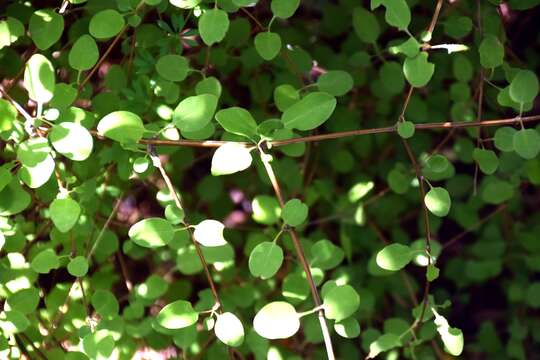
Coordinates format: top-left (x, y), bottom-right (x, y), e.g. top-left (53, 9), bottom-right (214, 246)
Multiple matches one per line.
top-left (323, 285), bottom-right (360, 322)
top-left (156, 300), bottom-right (199, 329)
top-left (173, 94), bottom-right (218, 132)
top-left (282, 92), bottom-right (337, 131)
top-left (193, 219), bottom-right (227, 247)
top-left (24, 54), bottom-right (55, 104)
top-left (432, 308), bottom-right (464, 356)
top-left (97, 111), bottom-right (146, 143)
top-left (253, 301), bottom-right (300, 339)
top-left (425, 187), bottom-right (451, 217)
top-left (49, 122), bottom-right (93, 161)
top-left (29, 9), bottom-right (64, 50)
top-left (214, 312), bottom-right (245, 347)
top-left (211, 143), bottom-right (253, 176)
top-left (128, 218), bottom-right (174, 248)
top-left (376, 243), bottom-right (412, 271)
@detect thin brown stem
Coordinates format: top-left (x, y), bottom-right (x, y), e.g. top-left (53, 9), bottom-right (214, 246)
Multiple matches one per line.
top-left (258, 146), bottom-right (336, 360)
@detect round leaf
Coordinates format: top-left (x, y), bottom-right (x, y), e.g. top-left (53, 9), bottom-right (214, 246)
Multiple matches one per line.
top-left (323, 285), bottom-right (360, 322)
top-left (424, 187), bottom-right (451, 217)
top-left (215, 312), bottom-right (245, 347)
top-left (376, 243), bottom-right (412, 271)
top-left (50, 197), bottom-right (81, 233)
top-left (156, 300), bottom-right (199, 329)
top-left (24, 54), bottom-right (55, 104)
top-left (29, 9), bottom-right (64, 50)
top-left (254, 32), bottom-right (282, 61)
top-left (271, 0), bottom-right (300, 19)
top-left (199, 9), bottom-right (229, 46)
top-left (211, 143), bottom-right (253, 176)
top-left (282, 92), bottom-right (337, 131)
top-left (97, 111), bottom-right (145, 143)
top-left (274, 84), bottom-right (299, 111)
top-left (31, 249), bottom-right (60, 274)
top-left (69, 35), bottom-right (99, 71)
top-left (128, 217), bottom-right (174, 248)
top-left (397, 121), bottom-right (415, 139)
top-left (281, 198), bottom-right (308, 226)
top-left (156, 54), bottom-right (189, 82)
top-left (253, 301), bottom-right (300, 339)
top-left (173, 94), bottom-right (218, 132)
top-left (215, 107), bottom-right (258, 139)
top-left (67, 256), bottom-right (89, 277)
top-left (513, 128), bottom-right (540, 159)
top-left (193, 219), bottom-right (227, 247)
top-left (0, 178), bottom-right (31, 216)
top-left (249, 241), bottom-right (284, 279)
top-left (472, 148), bottom-right (499, 175)
top-left (49, 122), bottom-right (94, 161)
top-left (334, 317), bottom-right (361, 339)
top-left (352, 7), bottom-right (380, 43)
top-left (403, 52), bottom-right (435, 88)
top-left (509, 70), bottom-right (539, 105)
top-left (89, 9), bottom-right (125, 39)
top-left (316, 71), bottom-right (354, 97)
top-left (479, 35), bottom-right (504, 69)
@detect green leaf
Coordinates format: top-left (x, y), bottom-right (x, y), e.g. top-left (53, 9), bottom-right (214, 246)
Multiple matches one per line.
top-left (156, 54), bottom-right (189, 82)
top-left (311, 239), bottom-right (344, 270)
top-left (482, 178), bottom-right (514, 204)
top-left (281, 198), bottom-right (308, 226)
top-left (494, 127), bottom-right (516, 152)
top-left (427, 264), bottom-right (440, 282)
top-left (196, 76), bottom-right (222, 97)
top-left (89, 9), bottom-right (125, 39)
top-left (82, 329), bottom-right (115, 360)
top-left (19, 154), bottom-right (55, 189)
top-left (432, 308), bottom-right (464, 356)
top-left (316, 71), bottom-right (354, 97)
top-left (49, 122), bottom-right (93, 161)
top-left (513, 128), bottom-right (540, 159)
top-left (376, 243), bottom-right (412, 271)
top-left (69, 35), bottom-right (99, 71)
top-left (254, 32), bottom-right (282, 61)
top-left (509, 70), bottom-right (539, 105)
top-left (367, 333), bottom-right (401, 359)
top-left (425, 187), bottom-right (451, 217)
top-left (252, 195), bottom-right (281, 225)
top-left (397, 121), bottom-right (415, 138)
top-left (156, 300), bottom-right (199, 329)
top-left (193, 219), bottom-right (227, 247)
top-left (472, 148), bottom-right (499, 174)
top-left (17, 138), bottom-right (50, 166)
top-left (31, 249), bottom-right (60, 274)
top-left (215, 312), bottom-right (245, 347)
top-left (170, 0), bottom-right (202, 8)
top-left (29, 9), bottom-right (64, 50)
top-left (323, 285), bottom-right (360, 321)
top-left (0, 98), bottom-right (17, 132)
top-left (97, 111), bottom-right (145, 143)
top-left (389, 37), bottom-right (420, 58)
top-left (0, 311), bottom-right (30, 335)
top-left (215, 107), bottom-right (258, 139)
top-left (249, 241), bottom-right (284, 279)
top-left (444, 16), bottom-right (473, 39)
top-left (199, 9), bottom-right (229, 46)
top-left (380, 61), bottom-right (405, 95)
top-left (67, 256), bottom-right (89, 277)
top-left (211, 143), bottom-right (253, 176)
top-left (173, 94), bottom-right (218, 132)
top-left (0, 178), bottom-right (31, 216)
top-left (91, 290), bottom-right (119, 318)
top-left (403, 52), bottom-right (435, 88)
top-left (334, 317), bottom-right (361, 339)
top-left (274, 84), bottom-right (299, 111)
top-left (6, 288), bottom-right (40, 314)
top-left (352, 7), bottom-right (380, 43)
top-left (50, 197), bottom-right (81, 233)
top-left (381, 0), bottom-right (411, 30)
top-left (282, 92), bottom-right (336, 131)
top-left (253, 301), bottom-right (300, 339)
top-left (128, 218), bottom-right (174, 248)
top-left (0, 17), bottom-right (25, 50)
top-left (479, 35), bottom-right (504, 69)
top-left (426, 155), bottom-right (450, 173)
top-left (271, 0), bottom-right (300, 19)
top-left (24, 54), bottom-right (55, 104)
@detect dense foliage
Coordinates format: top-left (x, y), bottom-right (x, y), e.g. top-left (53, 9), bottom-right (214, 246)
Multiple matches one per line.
top-left (1, 0), bottom-right (540, 359)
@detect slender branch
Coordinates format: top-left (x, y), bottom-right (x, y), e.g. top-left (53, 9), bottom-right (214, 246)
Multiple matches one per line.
top-left (426, 0), bottom-right (444, 35)
top-left (257, 145), bottom-right (336, 360)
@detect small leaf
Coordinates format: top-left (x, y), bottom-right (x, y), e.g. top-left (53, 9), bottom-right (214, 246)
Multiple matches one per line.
top-left (254, 32), bottom-right (282, 61)
top-left (380, 0), bottom-right (410, 30)
top-left (323, 285), bottom-right (360, 322)
top-left (352, 7), bottom-right (380, 43)
top-left (128, 218), bottom-right (174, 248)
top-left (376, 243), bottom-right (412, 271)
top-left (281, 198), bottom-right (308, 226)
top-left (29, 9), bottom-right (64, 50)
top-left (50, 197), bottom-right (81, 233)
top-left (170, 0), bottom-right (201, 8)
top-left (389, 37), bottom-right (420, 58)
top-left (67, 256), bottom-right (89, 277)
top-left (427, 264), bottom-right (440, 282)
top-left (0, 178), bottom-right (31, 216)
top-left (215, 107), bottom-right (258, 139)
top-left (196, 76), bottom-right (222, 97)
top-left (215, 312), bottom-right (245, 347)
top-left (334, 317), bottom-right (361, 339)
top-left (69, 35), bottom-right (99, 71)
top-left (199, 9), bottom-right (229, 46)
top-left (253, 301), bottom-right (300, 339)
top-left (156, 54), bottom-right (189, 82)
top-left (271, 0), bottom-right (300, 19)
top-left (31, 249), bottom-right (60, 274)
top-left (19, 155), bottom-right (55, 189)
top-left (97, 111), bottom-right (145, 143)
top-left (397, 121), bottom-right (415, 138)
top-left (509, 70), bottom-right (539, 105)
top-left (479, 34), bottom-right (504, 69)
top-left (473, 148), bottom-right (499, 174)
top-left (0, 98), bottom-right (17, 132)
top-left (274, 84), bottom-right (299, 111)
top-left (403, 52), bottom-right (435, 88)
top-left (49, 122), bottom-right (93, 161)
top-left (193, 219), bottom-right (227, 247)
top-left (513, 128), bottom-right (540, 159)
top-left (425, 187), bottom-right (451, 217)
top-left (494, 127), bottom-right (516, 152)
top-left (282, 92), bottom-right (336, 131)
top-left (91, 290), bottom-right (119, 318)
top-left (157, 300), bottom-right (199, 329)
top-left (249, 241), bottom-right (284, 279)
top-left (89, 9), bottom-right (125, 39)
top-left (316, 71), bottom-right (354, 97)
top-left (24, 54), bottom-right (55, 104)
top-left (252, 195), bottom-right (281, 225)
top-left (426, 155), bottom-right (449, 173)
top-left (211, 143), bottom-right (253, 176)
top-left (173, 94), bottom-right (218, 132)
top-left (432, 308), bottom-right (464, 356)
top-left (367, 333), bottom-right (401, 359)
